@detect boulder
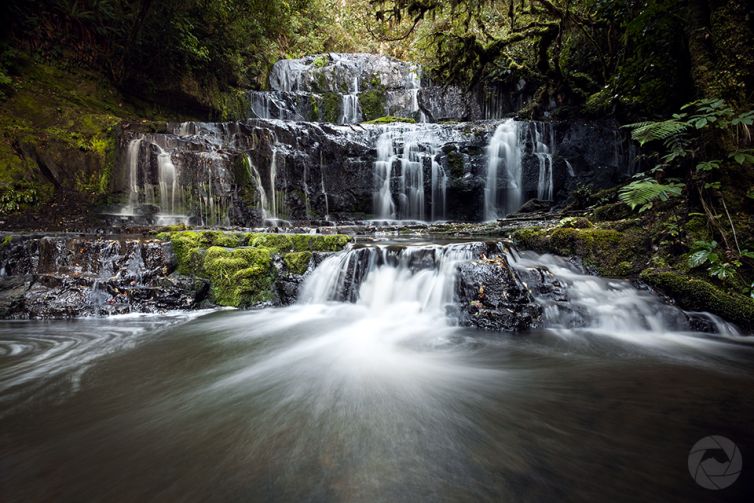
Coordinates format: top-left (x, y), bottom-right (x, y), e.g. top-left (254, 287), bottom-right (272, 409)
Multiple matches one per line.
top-left (454, 254), bottom-right (542, 331)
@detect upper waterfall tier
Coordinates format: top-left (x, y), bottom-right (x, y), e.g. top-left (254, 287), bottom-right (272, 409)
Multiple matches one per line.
top-left (251, 53), bottom-right (425, 124)
top-left (269, 53), bottom-right (420, 94)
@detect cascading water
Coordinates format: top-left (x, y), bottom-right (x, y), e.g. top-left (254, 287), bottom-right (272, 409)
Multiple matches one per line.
top-left (121, 138), bottom-right (142, 215)
top-left (300, 243), bottom-right (476, 313)
top-left (430, 151), bottom-right (447, 222)
top-left (340, 77), bottom-right (361, 125)
top-left (372, 125), bottom-right (447, 221)
top-left (531, 123), bottom-right (555, 201)
top-left (373, 130), bottom-right (398, 220)
top-left (485, 119), bottom-right (521, 220)
top-left (157, 146), bottom-right (179, 216)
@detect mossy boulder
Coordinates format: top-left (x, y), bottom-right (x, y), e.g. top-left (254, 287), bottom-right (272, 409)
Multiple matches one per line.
top-left (283, 251), bottom-right (313, 275)
top-left (157, 230), bottom-right (351, 307)
top-left (512, 226), bottom-right (650, 277)
top-left (640, 269), bottom-right (754, 331)
top-left (203, 246), bottom-right (275, 306)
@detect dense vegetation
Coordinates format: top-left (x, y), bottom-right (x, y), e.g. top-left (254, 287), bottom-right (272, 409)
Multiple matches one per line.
top-left (370, 0), bottom-right (754, 118)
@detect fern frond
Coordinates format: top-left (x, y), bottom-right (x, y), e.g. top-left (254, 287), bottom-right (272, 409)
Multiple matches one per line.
top-left (624, 119), bottom-right (689, 146)
top-left (618, 180), bottom-right (684, 212)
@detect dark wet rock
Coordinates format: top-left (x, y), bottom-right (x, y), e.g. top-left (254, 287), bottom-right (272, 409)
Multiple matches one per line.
top-left (0, 235), bottom-right (209, 319)
top-left (111, 117), bottom-right (634, 228)
top-left (418, 86), bottom-right (481, 122)
top-left (454, 255), bottom-right (542, 332)
top-left (511, 199), bottom-right (554, 215)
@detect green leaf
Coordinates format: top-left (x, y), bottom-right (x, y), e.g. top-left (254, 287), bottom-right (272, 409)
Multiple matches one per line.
top-left (696, 160), bottom-right (721, 172)
top-left (618, 180), bottom-right (684, 211)
top-left (704, 182), bottom-right (721, 190)
top-left (688, 250), bottom-right (710, 268)
top-left (740, 250), bottom-right (754, 260)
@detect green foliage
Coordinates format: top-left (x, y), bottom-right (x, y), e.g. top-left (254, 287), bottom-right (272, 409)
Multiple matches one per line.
top-left (688, 240), bottom-right (751, 282)
top-left (0, 187), bottom-right (38, 215)
top-left (363, 116), bottom-right (416, 124)
top-left (625, 119), bottom-right (689, 146)
top-left (618, 179), bottom-right (683, 212)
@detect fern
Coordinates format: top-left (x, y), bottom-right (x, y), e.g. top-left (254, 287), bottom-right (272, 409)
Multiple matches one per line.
top-left (618, 180), bottom-right (684, 212)
top-left (624, 119), bottom-right (689, 146)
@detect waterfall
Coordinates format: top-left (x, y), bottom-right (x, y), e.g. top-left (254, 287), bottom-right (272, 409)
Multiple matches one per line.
top-left (340, 76), bottom-right (361, 125)
top-left (398, 138), bottom-right (425, 220)
top-left (507, 250), bottom-right (739, 338)
top-left (531, 123), bottom-right (555, 201)
top-left (409, 71), bottom-right (426, 123)
top-left (374, 130), bottom-right (397, 219)
top-left (122, 138), bottom-right (142, 215)
top-left (299, 243), bottom-right (477, 312)
top-left (565, 159), bottom-right (575, 177)
top-left (301, 242), bottom-right (740, 338)
top-left (320, 152), bottom-right (330, 220)
top-left (157, 146), bottom-right (179, 216)
top-left (247, 154), bottom-right (270, 219)
top-left (372, 125), bottom-right (447, 222)
top-left (430, 152), bottom-right (447, 221)
top-left (269, 147), bottom-right (279, 219)
top-left (485, 119), bottom-right (521, 220)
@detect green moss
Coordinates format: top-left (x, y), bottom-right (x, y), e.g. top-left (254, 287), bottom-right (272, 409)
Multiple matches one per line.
top-left (684, 214), bottom-right (712, 243)
top-left (592, 202), bottom-right (632, 222)
top-left (447, 150), bottom-right (465, 178)
top-left (558, 216), bottom-right (593, 229)
top-left (359, 89), bottom-right (386, 121)
top-left (512, 226), bottom-right (649, 277)
top-left (363, 116), bottom-right (416, 124)
top-left (246, 232), bottom-right (350, 252)
top-left (203, 246), bottom-right (275, 306)
top-left (321, 92), bottom-right (341, 123)
top-left (640, 269), bottom-right (754, 331)
top-left (313, 55), bottom-right (328, 69)
top-left (284, 251), bottom-right (313, 275)
top-left (157, 230), bottom-right (350, 306)
top-left (1, 235), bottom-right (13, 248)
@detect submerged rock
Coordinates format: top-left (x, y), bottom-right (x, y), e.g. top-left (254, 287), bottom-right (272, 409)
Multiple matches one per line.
top-left (455, 254), bottom-right (542, 332)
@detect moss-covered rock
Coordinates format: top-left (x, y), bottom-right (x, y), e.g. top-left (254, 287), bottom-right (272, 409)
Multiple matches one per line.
top-left (363, 116), bottom-right (416, 124)
top-left (203, 246), bottom-right (275, 306)
top-left (156, 230), bottom-right (351, 307)
top-left (512, 226), bottom-right (650, 277)
top-left (283, 251), bottom-right (313, 275)
top-left (246, 232), bottom-right (350, 252)
top-left (640, 269), bottom-right (754, 331)
top-left (359, 89), bottom-right (386, 121)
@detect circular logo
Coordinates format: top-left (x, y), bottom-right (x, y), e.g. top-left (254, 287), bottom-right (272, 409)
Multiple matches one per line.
top-left (688, 435), bottom-right (742, 490)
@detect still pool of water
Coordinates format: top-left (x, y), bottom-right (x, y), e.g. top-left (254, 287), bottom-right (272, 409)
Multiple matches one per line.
top-left (1, 304), bottom-right (753, 502)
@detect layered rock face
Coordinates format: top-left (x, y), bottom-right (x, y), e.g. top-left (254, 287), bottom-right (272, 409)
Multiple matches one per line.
top-left (112, 118), bottom-right (635, 226)
top-left (251, 53), bottom-right (424, 123)
top-left (0, 231), bottom-right (351, 318)
top-left (0, 235), bottom-right (207, 318)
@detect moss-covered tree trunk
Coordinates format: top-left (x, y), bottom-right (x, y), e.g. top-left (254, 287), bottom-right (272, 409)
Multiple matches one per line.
top-left (685, 0), bottom-right (754, 105)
